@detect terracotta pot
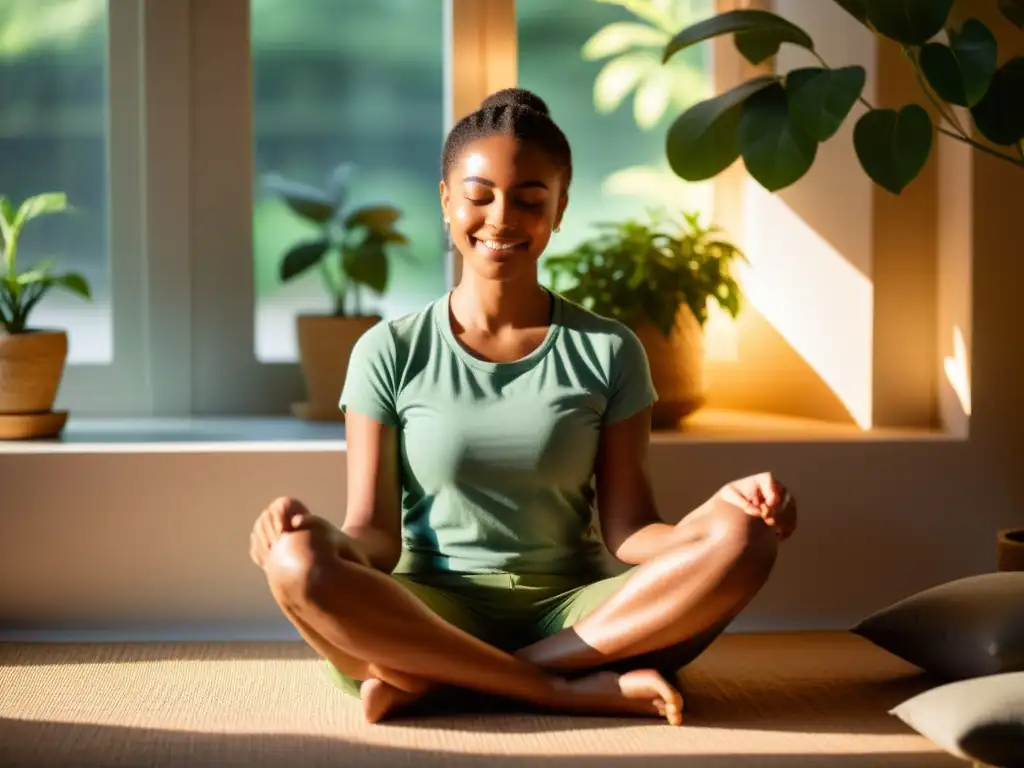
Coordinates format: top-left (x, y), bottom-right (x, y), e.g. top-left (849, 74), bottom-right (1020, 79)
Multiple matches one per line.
top-left (0, 329), bottom-right (68, 413)
top-left (292, 314), bottom-right (380, 422)
top-left (997, 528), bottom-right (1024, 572)
top-left (0, 329), bottom-right (69, 439)
top-left (632, 306), bottom-right (705, 430)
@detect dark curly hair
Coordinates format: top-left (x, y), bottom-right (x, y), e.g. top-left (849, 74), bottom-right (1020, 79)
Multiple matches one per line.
top-left (440, 88), bottom-right (573, 189)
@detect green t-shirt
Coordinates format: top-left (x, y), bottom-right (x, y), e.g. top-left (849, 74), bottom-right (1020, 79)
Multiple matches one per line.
top-left (339, 291), bottom-right (657, 577)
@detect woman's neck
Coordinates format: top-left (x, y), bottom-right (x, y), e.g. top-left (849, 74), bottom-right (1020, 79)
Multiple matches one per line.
top-left (451, 271), bottom-right (550, 334)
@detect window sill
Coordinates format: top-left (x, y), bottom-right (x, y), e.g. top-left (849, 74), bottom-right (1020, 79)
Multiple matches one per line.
top-left (0, 409), bottom-right (954, 454)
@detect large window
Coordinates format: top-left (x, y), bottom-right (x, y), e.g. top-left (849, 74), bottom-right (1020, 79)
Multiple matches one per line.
top-left (250, 0), bottom-right (446, 363)
top-left (0, 0), bottom-right (110, 363)
top-left (516, 0), bottom-right (716, 276)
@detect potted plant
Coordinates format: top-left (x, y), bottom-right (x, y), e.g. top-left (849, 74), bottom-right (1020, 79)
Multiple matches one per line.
top-left (263, 165), bottom-right (410, 421)
top-left (545, 210), bottom-right (744, 428)
top-left (0, 191), bottom-right (90, 439)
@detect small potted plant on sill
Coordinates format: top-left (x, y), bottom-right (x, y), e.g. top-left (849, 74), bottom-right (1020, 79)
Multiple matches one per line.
top-left (263, 164), bottom-right (410, 421)
top-left (545, 209), bottom-right (744, 429)
top-left (0, 191), bottom-right (90, 440)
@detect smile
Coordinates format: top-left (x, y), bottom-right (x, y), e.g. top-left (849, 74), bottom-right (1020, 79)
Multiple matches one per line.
top-left (471, 236), bottom-right (529, 255)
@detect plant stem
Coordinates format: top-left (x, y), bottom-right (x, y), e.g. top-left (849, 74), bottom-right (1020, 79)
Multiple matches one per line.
top-left (936, 126), bottom-right (1024, 167)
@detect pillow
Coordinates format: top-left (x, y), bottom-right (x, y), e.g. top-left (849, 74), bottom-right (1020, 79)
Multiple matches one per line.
top-left (852, 572), bottom-right (1024, 680)
top-left (891, 672), bottom-right (1024, 768)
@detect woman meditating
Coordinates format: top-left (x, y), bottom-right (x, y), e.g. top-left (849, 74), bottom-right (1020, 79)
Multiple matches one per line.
top-left (249, 88), bottom-right (796, 726)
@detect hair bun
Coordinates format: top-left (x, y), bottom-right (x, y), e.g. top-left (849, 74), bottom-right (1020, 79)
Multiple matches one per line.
top-left (480, 87), bottom-right (550, 116)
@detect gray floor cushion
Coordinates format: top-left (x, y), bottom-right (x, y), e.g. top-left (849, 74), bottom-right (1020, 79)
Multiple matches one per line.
top-left (891, 672), bottom-right (1024, 768)
top-left (852, 572), bottom-right (1024, 680)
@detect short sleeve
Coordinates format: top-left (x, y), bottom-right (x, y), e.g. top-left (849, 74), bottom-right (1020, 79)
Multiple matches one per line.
top-left (604, 325), bottom-right (658, 425)
top-left (339, 321), bottom-right (399, 426)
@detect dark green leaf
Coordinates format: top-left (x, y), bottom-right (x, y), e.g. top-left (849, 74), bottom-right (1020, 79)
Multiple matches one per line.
top-left (343, 239), bottom-right (388, 293)
top-left (666, 75), bottom-right (778, 181)
top-left (921, 20), bottom-right (998, 108)
top-left (853, 105), bottom-right (933, 195)
top-left (920, 43), bottom-right (968, 106)
top-left (999, 0), bottom-right (1024, 29)
top-left (344, 205), bottom-right (402, 234)
top-left (53, 272), bottom-right (91, 300)
top-left (786, 66), bottom-right (866, 141)
top-left (970, 56), bottom-right (1024, 146)
top-left (734, 29), bottom-right (786, 65)
top-left (830, 0), bottom-right (869, 24)
top-left (663, 10), bottom-right (813, 64)
top-left (739, 84), bottom-right (818, 191)
top-left (865, 0), bottom-right (953, 44)
top-left (280, 239), bottom-right (330, 282)
top-left (949, 20), bottom-right (997, 107)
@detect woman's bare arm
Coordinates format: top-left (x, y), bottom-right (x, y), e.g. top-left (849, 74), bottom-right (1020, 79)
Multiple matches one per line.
top-left (596, 408), bottom-right (683, 565)
top-left (340, 411), bottom-right (403, 573)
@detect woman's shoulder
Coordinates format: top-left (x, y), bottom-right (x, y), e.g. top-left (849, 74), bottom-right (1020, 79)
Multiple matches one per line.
top-left (351, 298), bottom-right (440, 366)
top-left (556, 293), bottom-right (645, 353)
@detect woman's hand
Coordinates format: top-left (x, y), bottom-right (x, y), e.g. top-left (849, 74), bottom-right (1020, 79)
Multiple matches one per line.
top-left (717, 472), bottom-right (797, 540)
top-left (249, 497), bottom-right (370, 569)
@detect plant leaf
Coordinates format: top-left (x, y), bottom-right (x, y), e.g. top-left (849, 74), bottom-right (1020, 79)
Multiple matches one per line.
top-left (53, 272), bottom-right (91, 300)
top-left (343, 238), bottom-right (388, 294)
top-left (786, 66), bottom-right (866, 141)
top-left (666, 75), bottom-right (778, 181)
top-left (582, 21), bottom-right (669, 60)
top-left (0, 196), bottom-right (12, 248)
top-left (344, 205), bottom-right (402, 234)
top-left (920, 43), bottom-right (968, 106)
top-left (633, 68), bottom-right (673, 129)
top-left (853, 105), bottom-right (933, 195)
top-left (999, 0), bottom-right (1024, 28)
top-left (14, 192), bottom-right (68, 230)
top-left (734, 28), bottom-right (784, 66)
top-left (663, 9), bottom-right (813, 64)
top-left (923, 20), bottom-right (998, 108)
top-left (262, 174), bottom-right (335, 223)
top-left (739, 83), bottom-right (818, 191)
top-left (949, 20), bottom-right (997, 107)
top-left (865, 0), bottom-right (953, 45)
top-left (593, 52), bottom-right (658, 113)
top-left (830, 0), bottom-right (869, 24)
top-left (970, 56), bottom-right (1024, 146)
top-left (280, 239), bottom-right (330, 282)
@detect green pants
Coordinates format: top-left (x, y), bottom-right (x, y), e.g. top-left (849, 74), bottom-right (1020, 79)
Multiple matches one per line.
top-left (324, 567), bottom-right (723, 699)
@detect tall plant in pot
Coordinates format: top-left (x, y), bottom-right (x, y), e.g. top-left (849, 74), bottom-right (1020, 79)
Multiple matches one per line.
top-left (545, 210), bottom-right (744, 429)
top-left (263, 165), bottom-right (410, 421)
top-left (0, 192), bottom-right (90, 439)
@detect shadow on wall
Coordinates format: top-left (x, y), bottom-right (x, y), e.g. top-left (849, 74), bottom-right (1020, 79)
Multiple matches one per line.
top-left (0, 719), bottom-right (960, 768)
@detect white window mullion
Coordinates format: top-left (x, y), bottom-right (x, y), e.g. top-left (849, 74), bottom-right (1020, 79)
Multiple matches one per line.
top-left (188, 0), bottom-right (304, 415)
top-left (57, 0), bottom-right (150, 416)
top-left (139, 0), bottom-right (193, 416)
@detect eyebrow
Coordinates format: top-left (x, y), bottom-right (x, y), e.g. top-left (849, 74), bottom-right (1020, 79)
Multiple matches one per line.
top-left (463, 176), bottom-right (548, 190)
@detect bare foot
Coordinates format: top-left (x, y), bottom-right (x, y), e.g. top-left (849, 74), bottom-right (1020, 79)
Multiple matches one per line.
top-left (565, 668), bottom-right (684, 725)
top-left (360, 678), bottom-right (428, 723)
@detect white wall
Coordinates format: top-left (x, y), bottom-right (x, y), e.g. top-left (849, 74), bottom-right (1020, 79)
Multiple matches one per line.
top-left (0, 433), bottom-right (1010, 640)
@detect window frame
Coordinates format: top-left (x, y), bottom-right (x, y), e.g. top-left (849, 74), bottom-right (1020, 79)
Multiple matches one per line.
top-left (188, 0), bottom-right (516, 415)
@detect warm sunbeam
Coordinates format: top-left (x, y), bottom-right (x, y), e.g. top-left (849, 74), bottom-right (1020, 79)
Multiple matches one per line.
top-left (740, 179), bottom-right (874, 428)
top-left (943, 325), bottom-right (971, 417)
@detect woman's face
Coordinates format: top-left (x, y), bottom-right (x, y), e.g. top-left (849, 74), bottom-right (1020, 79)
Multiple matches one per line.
top-left (440, 134), bottom-right (567, 283)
